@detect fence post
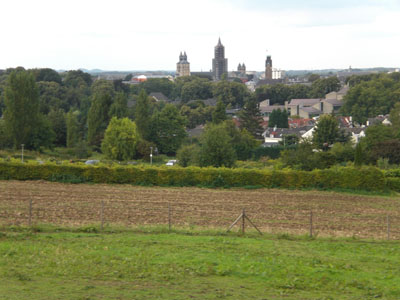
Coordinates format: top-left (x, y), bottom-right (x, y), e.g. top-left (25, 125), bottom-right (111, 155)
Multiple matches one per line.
top-left (100, 200), bottom-right (104, 231)
top-left (168, 203), bottom-right (171, 232)
top-left (28, 198), bottom-right (32, 227)
top-left (309, 210), bottom-right (313, 238)
top-left (242, 209), bottom-right (245, 234)
top-left (387, 214), bottom-right (390, 240)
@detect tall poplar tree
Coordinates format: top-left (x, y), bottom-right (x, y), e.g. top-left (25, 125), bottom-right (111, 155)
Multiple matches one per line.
top-left (4, 70), bottom-right (40, 148)
top-left (134, 89), bottom-right (152, 141)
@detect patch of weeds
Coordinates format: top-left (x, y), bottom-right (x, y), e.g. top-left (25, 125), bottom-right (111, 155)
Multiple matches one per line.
top-left (76, 226), bottom-right (99, 233)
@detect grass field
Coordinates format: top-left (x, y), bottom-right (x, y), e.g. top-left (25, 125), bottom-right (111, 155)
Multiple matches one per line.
top-left (1, 228), bottom-right (400, 299)
top-left (1, 180), bottom-right (400, 239)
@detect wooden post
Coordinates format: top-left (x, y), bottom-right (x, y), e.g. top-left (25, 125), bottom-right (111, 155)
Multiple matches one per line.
top-left (100, 200), bottom-right (104, 231)
top-left (28, 198), bottom-right (32, 227)
top-left (387, 214), bottom-right (390, 240)
top-left (309, 210), bottom-right (313, 238)
top-left (168, 203), bottom-right (171, 232)
top-left (242, 209), bottom-right (245, 234)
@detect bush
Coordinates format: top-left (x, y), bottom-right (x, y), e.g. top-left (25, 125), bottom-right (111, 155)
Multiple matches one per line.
top-left (0, 160), bottom-right (388, 192)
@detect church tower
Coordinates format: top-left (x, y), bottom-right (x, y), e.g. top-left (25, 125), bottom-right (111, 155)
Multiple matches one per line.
top-left (265, 55), bottom-right (272, 80)
top-left (212, 38), bottom-right (228, 80)
top-left (176, 51), bottom-right (190, 77)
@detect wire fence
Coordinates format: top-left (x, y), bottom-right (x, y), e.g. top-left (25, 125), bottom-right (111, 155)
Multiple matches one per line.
top-left (1, 193), bottom-right (400, 240)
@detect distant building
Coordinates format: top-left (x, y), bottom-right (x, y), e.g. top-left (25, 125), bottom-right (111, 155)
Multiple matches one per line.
top-left (212, 38), bottom-right (228, 80)
top-left (265, 55), bottom-right (272, 80)
top-left (237, 63), bottom-right (246, 75)
top-left (176, 52), bottom-right (190, 77)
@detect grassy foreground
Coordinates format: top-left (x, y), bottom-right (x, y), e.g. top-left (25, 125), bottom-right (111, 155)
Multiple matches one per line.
top-left (1, 228), bottom-right (400, 299)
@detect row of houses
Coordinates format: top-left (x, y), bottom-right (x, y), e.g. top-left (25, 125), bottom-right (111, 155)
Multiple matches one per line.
top-left (259, 86), bottom-right (349, 119)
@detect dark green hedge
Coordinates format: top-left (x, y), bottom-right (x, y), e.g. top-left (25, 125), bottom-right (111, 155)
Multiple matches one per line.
top-left (0, 161), bottom-right (389, 191)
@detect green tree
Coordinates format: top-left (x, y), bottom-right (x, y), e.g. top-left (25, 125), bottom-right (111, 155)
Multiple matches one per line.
top-left (109, 92), bottom-right (128, 119)
top-left (354, 142), bottom-right (364, 167)
top-left (198, 123), bottom-right (236, 167)
top-left (212, 100), bottom-right (227, 124)
top-left (47, 108), bottom-right (66, 146)
top-left (33, 68), bottom-right (62, 84)
top-left (87, 90), bottom-right (113, 147)
top-left (269, 109), bottom-right (289, 128)
top-left (212, 80), bottom-right (250, 107)
top-left (63, 70), bottom-right (92, 88)
top-left (222, 120), bottom-right (258, 160)
top-left (341, 74), bottom-right (400, 124)
top-left (239, 97), bottom-right (263, 138)
top-left (389, 102), bottom-right (400, 130)
top-left (28, 114), bottom-right (56, 150)
top-left (150, 104), bottom-right (187, 154)
top-left (3, 70), bottom-right (40, 148)
top-left (308, 73), bottom-right (320, 83)
top-left (134, 89), bottom-right (153, 141)
top-left (101, 117), bottom-right (140, 161)
top-left (181, 78), bottom-right (213, 101)
top-left (66, 110), bottom-right (80, 148)
top-left (177, 144), bottom-right (200, 167)
top-left (310, 77), bottom-right (341, 98)
top-left (312, 115), bottom-right (340, 150)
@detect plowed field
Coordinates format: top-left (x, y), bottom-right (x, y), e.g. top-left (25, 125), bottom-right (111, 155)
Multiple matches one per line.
top-left (1, 180), bottom-right (400, 239)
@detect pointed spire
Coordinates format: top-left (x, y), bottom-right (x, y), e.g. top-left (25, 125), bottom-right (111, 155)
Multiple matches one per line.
top-left (218, 37), bottom-right (222, 46)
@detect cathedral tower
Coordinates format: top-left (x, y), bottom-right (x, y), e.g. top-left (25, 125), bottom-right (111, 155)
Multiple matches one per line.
top-left (212, 38), bottom-right (228, 80)
top-left (265, 55), bottom-right (272, 80)
top-left (176, 51), bottom-right (190, 77)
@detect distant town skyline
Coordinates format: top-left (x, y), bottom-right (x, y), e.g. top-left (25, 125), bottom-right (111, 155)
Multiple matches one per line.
top-left (1, 0), bottom-right (399, 71)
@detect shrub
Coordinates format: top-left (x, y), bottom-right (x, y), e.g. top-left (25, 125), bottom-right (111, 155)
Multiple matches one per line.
top-left (0, 161), bottom-right (388, 192)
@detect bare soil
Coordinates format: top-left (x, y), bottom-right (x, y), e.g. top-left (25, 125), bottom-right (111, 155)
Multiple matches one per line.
top-left (1, 180), bottom-right (400, 239)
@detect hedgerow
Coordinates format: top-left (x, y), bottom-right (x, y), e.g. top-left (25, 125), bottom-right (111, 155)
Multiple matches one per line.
top-left (0, 160), bottom-right (390, 192)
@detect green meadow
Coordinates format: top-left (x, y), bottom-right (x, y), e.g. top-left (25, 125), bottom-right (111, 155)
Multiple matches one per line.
top-left (1, 227), bottom-right (400, 299)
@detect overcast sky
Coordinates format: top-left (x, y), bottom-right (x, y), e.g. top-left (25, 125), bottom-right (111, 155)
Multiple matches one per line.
top-left (1, 0), bottom-right (399, 72)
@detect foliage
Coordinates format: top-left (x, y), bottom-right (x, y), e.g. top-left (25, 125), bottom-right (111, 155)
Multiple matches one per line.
top-left (47, 109), bottom-right (66, 147)
top-left (134, 90), bottom-right (152, 141)
top-left (87, 87), bottom-right (113, 147)
top-left (66, 110), bottom-right (80, 148)
top-left (0, 119), bottom-right (12, 148)
top-left (0, 161), bottom-right (388, 191)
top-left (211, 99), bottom-right (227, 124)
top-left (33, 68), bottom-right (62, 84)
top-left (312, 115), bottom-right (340, 150)
top-left (371, 139), bottom-right (400, 164)
top-left (354, 142), bottom-right (364, 167)
top-left (137, 78), bottom-right (175, 99)
top-left (330, 142), bottom-right (355, 164)
top-left (63, 70), bottom-right (92, 88)
top-left (307, 73), bottom-right (320, 82)
top-left (181, 78), bottom-right (213, 102)
top-left (212, 80), bottom-right (250, 107)
top-left (254, 83), bottom-right (311, 105)
top-left (268, 108), bottom-right (289, 128)
top-left (252, 145), bottom-right (288, 160)
top-left (3, 70), bottom-right (40, 149)
top-left (108, 92), bottom-right (128, 119)
top-left (198, 123), bottom-right (236, 167)
top-left (309, 76), bottom-right (341, 98)
top-left (177, 144), bottom-right (200, 167)
top-left (363, 124), bottom-right (396, 152)
top-left (389, 102), bottom-right (400, 130)
top-left (150, 104), bottom-right (187, 155)
top-left (180, 104), bottom-right (214, 129)
top-left (341, 73), bottom-right (400, 124)
top-left (239, 96), bottom-right (263, 138)
top-left (101, 117), bottom-right (140, 161)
